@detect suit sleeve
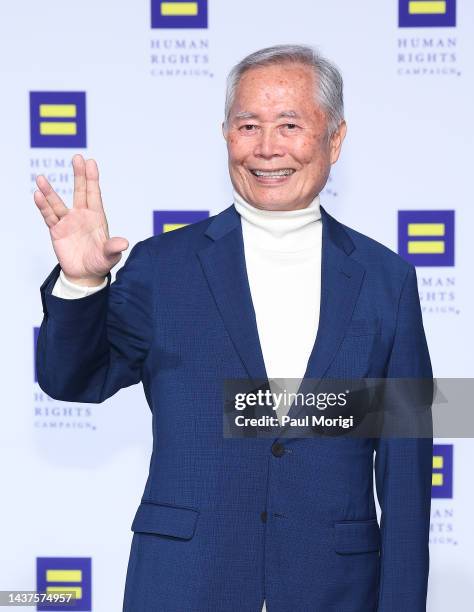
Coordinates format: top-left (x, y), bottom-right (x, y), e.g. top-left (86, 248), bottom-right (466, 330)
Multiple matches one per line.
top-left (36, 239), bottom-right (154, 403)
top-left (374, 265), bottom-right (433, 612)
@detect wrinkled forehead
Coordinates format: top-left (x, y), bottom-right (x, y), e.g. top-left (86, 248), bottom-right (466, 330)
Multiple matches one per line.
top-left (230, 63), bottom-right (321, 119)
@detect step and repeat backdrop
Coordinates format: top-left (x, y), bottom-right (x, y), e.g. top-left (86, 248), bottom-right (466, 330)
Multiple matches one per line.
top-left (0, 0), bottom-right (472, 610)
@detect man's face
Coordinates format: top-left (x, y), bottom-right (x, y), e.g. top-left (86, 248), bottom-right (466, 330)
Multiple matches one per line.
top-left (223, 62), bottom-right (346, 211)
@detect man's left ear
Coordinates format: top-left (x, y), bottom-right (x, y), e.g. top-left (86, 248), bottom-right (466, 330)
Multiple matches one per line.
top-left (329, 120), bottom-right (347, 164)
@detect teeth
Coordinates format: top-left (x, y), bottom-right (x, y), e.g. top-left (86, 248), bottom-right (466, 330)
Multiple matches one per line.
top-left (252, 169), bottom-right (294, 177)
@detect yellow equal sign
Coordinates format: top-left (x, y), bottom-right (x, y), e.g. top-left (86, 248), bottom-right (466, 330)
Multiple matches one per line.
top-left (39, 104), bottom-right (77, 118)
top-left (163, 223), bottom-right (187, 232)
top-left (409, 1), bottom-right (447, 15)
top-left (408, 241), bottom-right (445, 254)
top-left (45, 568), bottom-right (82, 600)
top-left (432, 473), bottom-right (444, 486)
top-left (46, 586), bottom-right (82, 599)
top-left (407, 222), bottom-right (445, 254)
top-left (408, 223), bottom-right (445, 236)
top-left (432, 454), bottom-right (444, 486)
top-left (161, 2), bottom-right (198, 16)
top-left (40, 122), bottom-right (77, 135)
top-left (46, 569), bottom-right (82, 582)
top-left (39, 104), bottom-right (77, 136)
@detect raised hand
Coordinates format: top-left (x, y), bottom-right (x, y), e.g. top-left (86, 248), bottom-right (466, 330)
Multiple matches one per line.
top-left (34, 154), bottom-right (129, 286)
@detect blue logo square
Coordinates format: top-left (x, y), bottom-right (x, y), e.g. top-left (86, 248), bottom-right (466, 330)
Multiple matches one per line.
top-left (398, 210), bottom-right (455, 267)
top-left (151, 0), bottom-right (208, 29)
top-left (34, 326), bottom-right (39, 383)
top-left (30, 92), bottom-right (87, 148)
top-left (432, 444), bottom-right (453, 499)
top-left (36, 557), bottom-right (92, 611)
top-left (399, 0), bottom-right (456, 28)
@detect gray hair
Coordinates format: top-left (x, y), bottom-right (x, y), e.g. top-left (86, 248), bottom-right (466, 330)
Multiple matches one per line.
top-left (224, 44), bottom-right (344, 137)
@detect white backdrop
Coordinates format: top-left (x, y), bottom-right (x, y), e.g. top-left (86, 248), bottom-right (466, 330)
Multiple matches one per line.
top-left (0, 0), bottom-right (472, 610)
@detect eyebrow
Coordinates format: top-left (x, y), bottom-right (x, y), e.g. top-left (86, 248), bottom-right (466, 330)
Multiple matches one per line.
top-left (234, 110), bottom-right (301, 120)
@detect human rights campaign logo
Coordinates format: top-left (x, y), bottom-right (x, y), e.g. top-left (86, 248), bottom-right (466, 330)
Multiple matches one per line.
top-left (34, 326), bottom-right (40, 383)
top-left (153, 210), bottom-right (209, 235)
top-left (399, 0), bottom-right (456, 28)
top-left (36, 557), bottom-right (91, 611)
top-left (398, 210), bottom-right (455, 266)
top-left (30, 92), bottom-right (87, 148)
top-left (432, 444), bottom-right (453, 499)
top-left (151, 0), bottom-right (208, 28)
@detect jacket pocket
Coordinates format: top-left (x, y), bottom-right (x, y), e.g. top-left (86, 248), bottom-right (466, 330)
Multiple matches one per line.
top-left (131, 500), bottom-right (199, 540)
top-left (333, 518), bottom-right (381, 554)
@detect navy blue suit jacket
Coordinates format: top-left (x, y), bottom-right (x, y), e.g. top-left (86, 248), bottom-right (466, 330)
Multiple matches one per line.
top-left (37, 204), bottom-right (433, 612)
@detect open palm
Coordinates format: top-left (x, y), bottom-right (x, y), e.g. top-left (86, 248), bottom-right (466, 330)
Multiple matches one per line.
top-left (34, 154), bottom-right (129, 285)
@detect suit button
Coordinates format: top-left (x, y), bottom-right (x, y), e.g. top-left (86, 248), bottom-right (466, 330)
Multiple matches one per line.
top-left (260, 511), bottom-right (267, 523)
top-left (271, 441), bottom-right (285, 457)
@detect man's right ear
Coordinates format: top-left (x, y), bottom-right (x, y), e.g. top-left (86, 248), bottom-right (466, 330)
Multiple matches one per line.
top-left (221, 121), bottom-right (227, 140)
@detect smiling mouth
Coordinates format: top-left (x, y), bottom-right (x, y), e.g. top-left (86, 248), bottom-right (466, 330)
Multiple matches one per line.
top-left (250, 168), bottom-right (295, 177)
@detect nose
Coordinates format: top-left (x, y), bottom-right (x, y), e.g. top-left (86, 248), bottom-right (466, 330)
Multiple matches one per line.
top-left (254, 127), bottom-right (285, 160)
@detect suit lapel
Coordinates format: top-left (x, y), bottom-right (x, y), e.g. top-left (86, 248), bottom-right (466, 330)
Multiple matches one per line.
top-left (197, 206), bottom-right (268, 382)
top-left (282, 207), bottom-right (366, 426)
top-left (303, 212), bottom-right (366, 380)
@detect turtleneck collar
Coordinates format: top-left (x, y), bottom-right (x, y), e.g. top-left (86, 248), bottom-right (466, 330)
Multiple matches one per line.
top-left (233, 188), bottom-right (322, 252)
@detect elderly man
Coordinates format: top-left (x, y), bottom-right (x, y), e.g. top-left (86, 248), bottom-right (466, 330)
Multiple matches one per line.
top-left (34, 45), bottom-right (433, 612)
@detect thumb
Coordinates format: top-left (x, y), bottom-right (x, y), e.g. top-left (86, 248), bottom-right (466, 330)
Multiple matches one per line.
top-left (104, 236), bottom-right (129, 258)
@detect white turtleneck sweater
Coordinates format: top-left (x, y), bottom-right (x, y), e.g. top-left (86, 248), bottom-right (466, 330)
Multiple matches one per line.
top-left (233, 189), bottom-right (322, 383)
top-left (51, 193), bottom-right (323, 612)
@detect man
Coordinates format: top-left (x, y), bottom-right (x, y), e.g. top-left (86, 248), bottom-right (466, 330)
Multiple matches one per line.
top-left (34, 45), bottom-right (433, 611)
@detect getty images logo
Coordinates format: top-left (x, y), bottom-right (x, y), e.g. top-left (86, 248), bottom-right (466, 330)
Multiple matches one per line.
top-left (399, 0), bottom-right (456, 28)
top-left (151, 0), bottom-right (208, 28)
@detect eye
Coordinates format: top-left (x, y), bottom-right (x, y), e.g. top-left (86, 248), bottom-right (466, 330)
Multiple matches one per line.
top-left (239, 124), bottom-right (258, 132)
top-left (284, 123), bottom-right (297, 130)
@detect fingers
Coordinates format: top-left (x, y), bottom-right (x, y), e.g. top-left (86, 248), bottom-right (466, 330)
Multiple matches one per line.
top-left (104, 237), bottom-right (129, 258)
top-left (34, 154), bottom-right (107, 231)
top-left (72, 153), bottom-right (87, 209)
top-left (85, 158), bottom-right (105, 212)
top-left (35, 174), bottom-right (69, 220)
top-left (33, 189), bottom-right (60, 228)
